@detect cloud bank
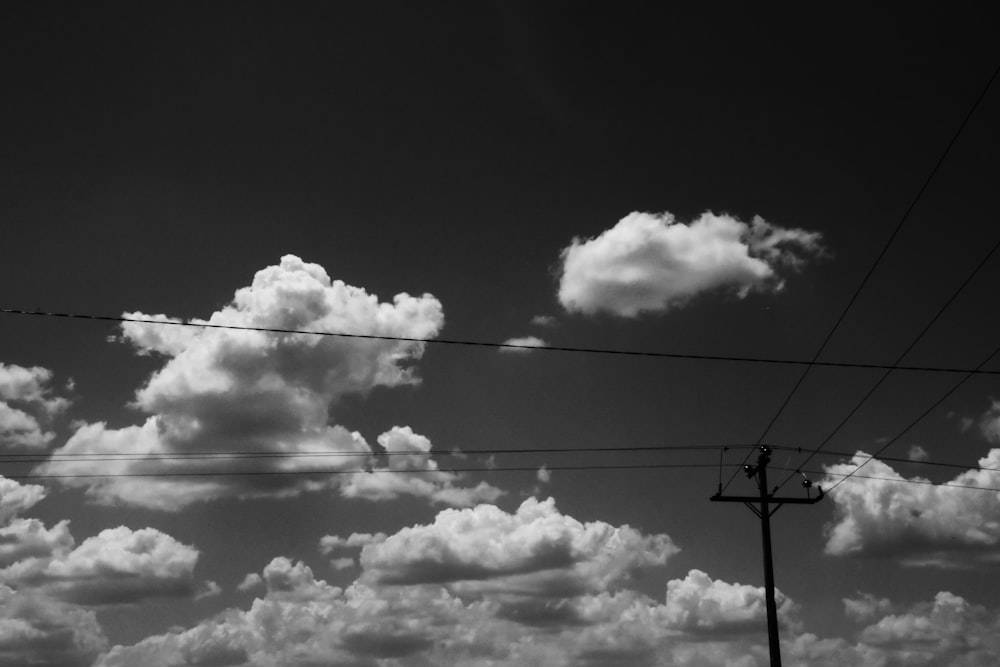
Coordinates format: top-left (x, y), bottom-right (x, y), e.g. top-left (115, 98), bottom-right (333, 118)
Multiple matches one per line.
top-left (93, 495), bottom-right (1000, 666)
top-left (98, 499), bottom-right (804, 666)
top-left (558, 211), bottom-right (823, 317)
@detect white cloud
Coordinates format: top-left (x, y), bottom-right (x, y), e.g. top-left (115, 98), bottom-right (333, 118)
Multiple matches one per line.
top-left (0, 475), bottom-right (214, 665)
top-left (907, 444), bottom-right (930, 462)
top-left (530, 315), bottom-right (557, 327)
top-left (0, 585), bottom-right (107, 667)
top-left (0, 518), bottom-right (73, 571)
top-left (843, 592), bottom-right (894, 623)
top-left (662, 569), bottom-right (799, 635)
top-left (858, 591), bottom-right (1000, 664)
top-left (91, 502), bottom-right (743, 667)
top-left (2, 526), bottom-right (201, 606)
top-left (0, 477), bottom-right (47, 524)
top-left (979, 401), bottom-right (1000, 442)
top-left (823, 450), bottom-right (1000, 566)
top-left (236, 573), bottom-right (262, 592)
top-left (0, 363), bottom-right (71, 449)
top-left (330, 557), bottom-right (355, 570)
top-left (319, 532), bottom-right (386, 555)
top-left (537, 465), bottom-right (551, 483)
top-left (499, 336), bottom-right (547, 352)
top-left (358, 496), bottom-right (678, 597)
top-left (84, 494), bottom-right (1000, 666)
top-left (36, 255), bottom-right (459, 510)
top-left (194, 580), bottom-right (222, 601)
top-left (557, 211), bottom-right (823, 317)
top-left (340, 426), bottom-right (504, 507)
top-left (95, 559), bottom-right (801, 666)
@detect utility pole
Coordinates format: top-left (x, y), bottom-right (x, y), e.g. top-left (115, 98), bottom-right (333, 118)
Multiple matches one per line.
top-left (710, 446), bottom-right (824, 667)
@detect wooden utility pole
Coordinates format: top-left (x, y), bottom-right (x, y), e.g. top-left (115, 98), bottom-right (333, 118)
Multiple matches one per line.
top-left (710, 446), bottom-right (824, 667)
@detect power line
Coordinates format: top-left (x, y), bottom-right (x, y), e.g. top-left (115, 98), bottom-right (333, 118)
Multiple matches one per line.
top-left (787, 466), bottom-right (1000, 495)
top-left (0, 443), bottom-right (756, 463)
top-left (726, 62), bottom-right (1000, 496)
top-left (1, 308), bottom-right (997, 375)
top-left (4, 441), bottom-right (996, 477)
top-left (5, 462), bottom-right (728, 480)
top-left (828, 342), bottom-right (1000, 492)
top-left (769, 446), bottom-right (1000, 475)
top-left (8, 461), bottom-right (1000, 496)
top-left (772, 236), bottom-right (1000, 493)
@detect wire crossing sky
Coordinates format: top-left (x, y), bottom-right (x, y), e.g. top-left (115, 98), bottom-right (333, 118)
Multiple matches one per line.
top-left (3, 307), bottom-right (998, 374)
top-left (2, 4), bottom-right (1000, 666)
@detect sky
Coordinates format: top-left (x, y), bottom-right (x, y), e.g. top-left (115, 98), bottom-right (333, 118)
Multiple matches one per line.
top-left (2, 2), bottom-right (1000, 665)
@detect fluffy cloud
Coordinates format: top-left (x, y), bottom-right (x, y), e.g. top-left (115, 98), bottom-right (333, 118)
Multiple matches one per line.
top-left (102, 499), bottom-right (1000, 666)
top-left (0, 475), bottom-right (209, 665)
top-left (340, 426), bottom-right (504, 507)
top-left (823, 450), bottom-right (1000, 566)
top-left (34, 256), bottom-right (511, 510)
top-left (0, 585), bottom-right (107, 667)
top-left (558, 211), bottom-right (823, 317)
top-left (0, 363), bottom-right (70, 449)
top-left (0, 477), bottom-right (47, 523)
top-left (662, 569), bottom-right (798, 635)
top-left (3, 527), bottom-right (201, 606)
top-left (499, 335), bottom-right (547, 351)
top-left (97, 501), bottom-right (805, 667)
top-left (0, 475), bottom-right (203, 606)
top-left (857, 591), bottom-right (1000, 665)
top-left (358, 497), bottom-right (678, 597)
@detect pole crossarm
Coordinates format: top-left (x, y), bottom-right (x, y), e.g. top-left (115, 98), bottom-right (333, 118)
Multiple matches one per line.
top-left (710, 493), bottom-right (823, 504)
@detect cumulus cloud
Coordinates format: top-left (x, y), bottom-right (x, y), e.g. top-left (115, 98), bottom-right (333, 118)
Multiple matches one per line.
top-left (1, 524), bottom-right (202, 606)
top-left (499, 335), bottom-right (547, 352)
top-left (340, 426), bottom-right (504, 507)
top-left (0, 585), bottom-right (107, 667)
top-left (858, 591), bottom-right (1000, 664)
top-left (358, 497), bottom-right (678, 597)
top-left (0, 477), bottom-right (47, 524)
top-left (0, 475), bottom-right (209, 666)
top-left (557, 211), bottom-right (823, 317)
top-left (662, 569), bottom-right (798, 635)
top-left (823, 450), bottom-right (1000, 566)
top-left (83, 493), bottom-right (1000, 666)
top-left (33, 255), bottom-right (510, 510)
top-left (0, 363), bottom-right (71, 449)
top-left (97, 503), bottom-right (805, 667)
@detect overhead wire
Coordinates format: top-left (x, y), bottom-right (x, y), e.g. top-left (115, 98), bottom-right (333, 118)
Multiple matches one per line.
top-left (3, 442), bottom-right (995, 477)
top-left (0, 308), bottom-right (997, 375)
top-left (5, 460), bottom-right (1000, 496)
top-left (722, 61), bottom-right (1000, 496)
top-left (7, 462), bottom-right (731, 480)
top-left (828, 342), bottom-right (1000, 492)
top-left (771, 235), bottom-right (1000, 493)
top-left (0, 443), bottom-right (759, 464)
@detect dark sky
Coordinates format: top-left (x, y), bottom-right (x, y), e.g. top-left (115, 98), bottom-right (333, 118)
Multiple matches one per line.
top-left (2, 3), bottom-right (1000, 665)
